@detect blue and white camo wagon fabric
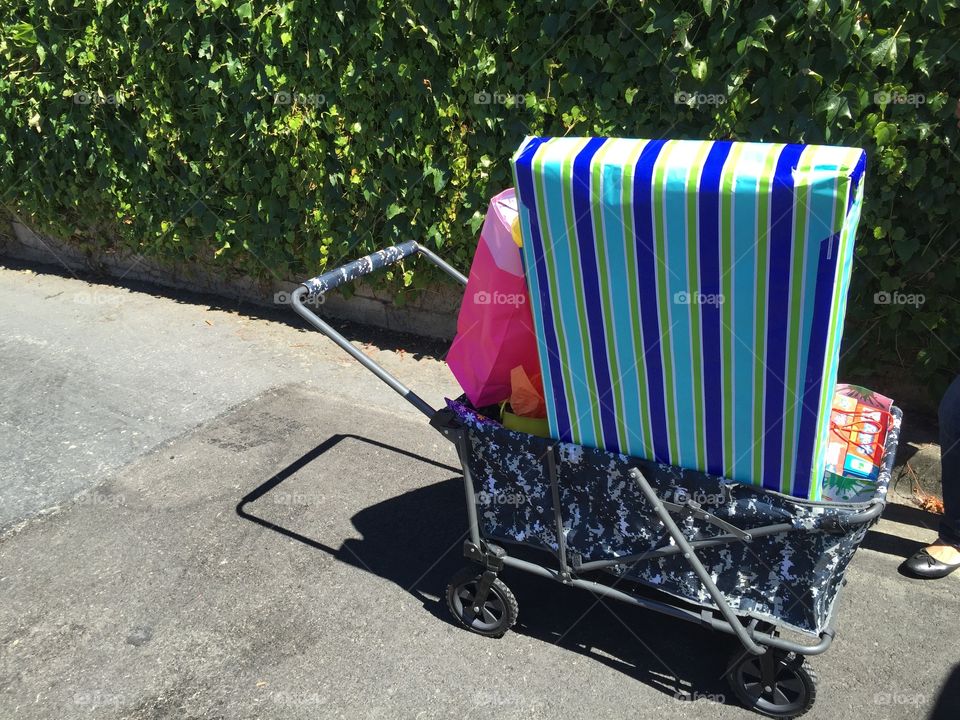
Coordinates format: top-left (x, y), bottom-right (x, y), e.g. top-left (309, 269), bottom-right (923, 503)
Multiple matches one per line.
top-left (448, 398), bottom-right (901, 636)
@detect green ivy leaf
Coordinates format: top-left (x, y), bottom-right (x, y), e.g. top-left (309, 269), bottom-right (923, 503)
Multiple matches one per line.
top-left (874, 121), bottom-right (898, 145)
top-left (9, 22), bottom-right (37, 45)
top-left (691, 58), bottom-right (708, 81)
top-left (815, 90), bottom-right (851, 124)
top-left (868, 36), bottom-right (898, 69)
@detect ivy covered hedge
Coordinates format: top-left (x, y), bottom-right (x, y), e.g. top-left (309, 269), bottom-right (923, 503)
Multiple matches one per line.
top-left (1, 1), bottom-right (958, 389)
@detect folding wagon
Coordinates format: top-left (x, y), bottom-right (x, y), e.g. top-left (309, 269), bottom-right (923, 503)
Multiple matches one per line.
top-left (289, 240), bottom-right (901, 718)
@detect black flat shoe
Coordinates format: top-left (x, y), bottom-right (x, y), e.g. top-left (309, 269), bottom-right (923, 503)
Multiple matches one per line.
top-left (901, 548), bottom-right (960, 579)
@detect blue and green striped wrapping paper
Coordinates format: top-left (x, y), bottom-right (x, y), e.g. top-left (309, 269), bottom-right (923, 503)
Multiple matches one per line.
top-left (511, 137), bottom-right (866, 501)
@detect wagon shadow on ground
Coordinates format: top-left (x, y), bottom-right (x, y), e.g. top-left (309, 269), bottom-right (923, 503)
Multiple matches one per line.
top-left (860, 501), bottom-right (944, 565)
top-left (237, 434), bottom-right (746, 709)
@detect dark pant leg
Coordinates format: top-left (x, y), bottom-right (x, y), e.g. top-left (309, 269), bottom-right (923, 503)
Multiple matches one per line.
top-left (938, 374), bottom-right (960, 544)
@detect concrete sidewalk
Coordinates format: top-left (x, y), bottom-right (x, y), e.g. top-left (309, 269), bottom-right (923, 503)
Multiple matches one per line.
top-left (0, 265), bottom-right (957, 719)
top-left (0, 263), bottom-right (457, 532)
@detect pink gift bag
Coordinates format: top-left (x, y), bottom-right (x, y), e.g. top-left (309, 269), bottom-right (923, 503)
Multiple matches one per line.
top-left (446, 188), bottom-right (540, 407)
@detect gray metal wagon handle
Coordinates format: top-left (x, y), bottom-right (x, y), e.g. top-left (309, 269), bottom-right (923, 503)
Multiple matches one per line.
top-left (291, 241), bottom-right (467, 419)
top-left (300, 240), bottom-right (467, 299)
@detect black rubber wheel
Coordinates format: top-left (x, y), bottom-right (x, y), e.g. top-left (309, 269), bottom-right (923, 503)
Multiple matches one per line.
top-left (728, 650), bottom-right (818, 718)
top-left (445, 566), bottom-right (518, 638)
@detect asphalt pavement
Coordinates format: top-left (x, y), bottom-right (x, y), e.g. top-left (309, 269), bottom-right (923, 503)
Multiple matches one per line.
top-left (0, 264), bottom-right (957, 720)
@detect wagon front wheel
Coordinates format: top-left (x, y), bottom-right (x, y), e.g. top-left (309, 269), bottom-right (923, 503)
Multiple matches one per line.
top-left (728, 649), bottom-right (817, 718)
top-left (445, 566), bottom-right (518, 638)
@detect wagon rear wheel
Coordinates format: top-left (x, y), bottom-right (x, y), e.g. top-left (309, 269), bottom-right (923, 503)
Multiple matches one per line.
top-left (446, 566), bottom-right (518, 638)
top-left (728, 649), bottom-right (817, 718)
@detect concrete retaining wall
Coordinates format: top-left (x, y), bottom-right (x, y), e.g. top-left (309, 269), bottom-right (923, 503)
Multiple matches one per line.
top-left (0, 218), bottom-right (460, 340)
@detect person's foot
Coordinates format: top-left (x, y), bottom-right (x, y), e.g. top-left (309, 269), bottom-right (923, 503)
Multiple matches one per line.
top-left (902, 540), bottom-right (960, 579)
top-left (926, 540), bottom-right (960, 564)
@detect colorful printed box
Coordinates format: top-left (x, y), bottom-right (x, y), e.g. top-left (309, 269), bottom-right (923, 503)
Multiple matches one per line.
top-left (512, 137), bottom-right (866, 500)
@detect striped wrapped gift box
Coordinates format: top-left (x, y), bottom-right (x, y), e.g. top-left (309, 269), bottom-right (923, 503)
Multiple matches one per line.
top-left (511, 137), bottom-right (866, 500)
